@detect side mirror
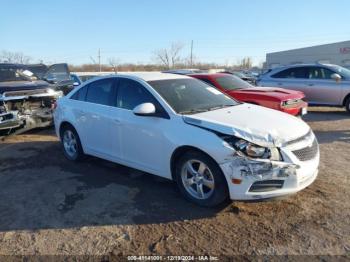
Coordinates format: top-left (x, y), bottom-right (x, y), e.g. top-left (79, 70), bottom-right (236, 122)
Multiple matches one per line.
top-left (331, 73), bottom-right (342, 82)
top-left (133, 103), bottom-right (156, 116)
top-left (73, 82), bottom-right (80, 87)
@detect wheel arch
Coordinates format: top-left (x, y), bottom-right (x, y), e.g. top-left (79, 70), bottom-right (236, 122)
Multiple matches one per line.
top-left (342, 93), bottom-right (350, 106)
top-left (170, 145), bottom-right (221, 181)
top-left (59, 121), bottom-right (77, 140)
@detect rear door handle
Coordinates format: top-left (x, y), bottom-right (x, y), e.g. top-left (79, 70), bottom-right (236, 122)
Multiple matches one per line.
top-left (308, 83), bottom-right (314, 86)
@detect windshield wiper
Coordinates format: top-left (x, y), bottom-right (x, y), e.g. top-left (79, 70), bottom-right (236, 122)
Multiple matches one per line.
top-left (180, 108), bottom-right (209, 115)
top-left (207, 104), bottom-right (234, 111)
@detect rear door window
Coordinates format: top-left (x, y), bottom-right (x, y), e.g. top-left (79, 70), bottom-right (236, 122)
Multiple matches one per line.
top-left (271, 67), bottom-right (308, 79)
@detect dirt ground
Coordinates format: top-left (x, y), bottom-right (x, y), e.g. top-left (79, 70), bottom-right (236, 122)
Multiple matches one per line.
top-left (0, 107), bottom-right (349, 259)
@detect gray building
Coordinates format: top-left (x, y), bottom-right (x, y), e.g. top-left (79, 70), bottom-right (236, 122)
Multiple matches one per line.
top-left (266, 40), bottom-right (350, 69)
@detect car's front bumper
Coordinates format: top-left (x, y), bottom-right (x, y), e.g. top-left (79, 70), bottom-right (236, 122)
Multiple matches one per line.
top-left (220, 136), bottom-right (319, 200)
top-left (280, 101), bottom-right (308, 116)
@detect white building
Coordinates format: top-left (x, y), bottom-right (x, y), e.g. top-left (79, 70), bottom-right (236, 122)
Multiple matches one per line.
top-left (266, 40), bottom-right (350, 69)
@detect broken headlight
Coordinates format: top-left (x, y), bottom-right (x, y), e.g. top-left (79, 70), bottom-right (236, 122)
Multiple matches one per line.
top-left (235, 139), bottom-right (269, 158)
top-left (223, 136), bottom-right (281, 160)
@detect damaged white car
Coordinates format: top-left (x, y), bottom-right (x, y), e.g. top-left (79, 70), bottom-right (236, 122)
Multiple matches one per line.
top-left (0, 63), bottom-right (72, 136)
top-left (54, 73), bottom-right (319, 206)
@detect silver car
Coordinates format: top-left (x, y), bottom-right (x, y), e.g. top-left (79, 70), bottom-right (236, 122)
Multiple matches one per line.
top-left (257, 64), bottom-right (350, 112)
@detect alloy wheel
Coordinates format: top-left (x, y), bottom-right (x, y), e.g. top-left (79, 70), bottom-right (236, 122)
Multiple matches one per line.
top-left (181, 159), bottom-right (215, 200)
top-left (63, 130), bottom-right (78, 158)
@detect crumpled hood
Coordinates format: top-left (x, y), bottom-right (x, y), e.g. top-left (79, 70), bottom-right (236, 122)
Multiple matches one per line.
top-left (183, 103), bottom-right (310, 147)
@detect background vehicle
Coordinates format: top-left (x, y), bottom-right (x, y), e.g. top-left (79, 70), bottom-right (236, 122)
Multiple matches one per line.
top-left (54, 73), bottom-right (319, 207)
top-left (220, 71), bottom-right (257, 85)
top-left (190, 73), bottom-right (307, 116)
top-left (257, 63), bottom-right (350, 112)
top-left (0, 63), bottom-right (66, 135)
top-left (162, 69), bottom-right (204, 75)
top-left (25, 63), bottom-right (73, 94)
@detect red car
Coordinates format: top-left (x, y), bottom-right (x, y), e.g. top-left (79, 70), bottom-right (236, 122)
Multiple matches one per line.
top-left (189, 73), bottom-right (308, 116)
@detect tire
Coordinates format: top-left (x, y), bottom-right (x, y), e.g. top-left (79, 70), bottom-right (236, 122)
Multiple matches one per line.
top-left (60, 125), bottom-right (85, 161)
top-left (345, 96), bottom-right (350, 113)
top-left (174, 150), bottom-right (229, 207)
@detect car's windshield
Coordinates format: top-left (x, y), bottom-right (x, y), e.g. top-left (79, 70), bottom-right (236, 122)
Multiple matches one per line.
top-left (148, 78), bottom-right (239, 114)
top-left (0, 66), bottom-right (34, 82)
top-left (330, 65), bottom-right (350, 79)
top-left (215, 75), bottom-right (253, 90)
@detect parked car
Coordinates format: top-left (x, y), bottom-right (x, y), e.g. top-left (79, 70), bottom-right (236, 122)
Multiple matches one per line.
top-left (0, 63), bottom-right (70, 135)
top-left (54, 73), bottom-right (319, 207)
top-left (257, 63), bottom-right (350, 112)
top-left (190, 73), bottom-right (307, 116)
top-left (24, 63), bottom-right (73, 95)
top-left (162, 69), bottom-right (205, 75)
top-left (221, 71), bottom-right (257, 85)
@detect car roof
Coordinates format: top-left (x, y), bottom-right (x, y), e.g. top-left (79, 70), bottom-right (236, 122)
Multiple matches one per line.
top-left (272, 63), bottom-right (338, 70)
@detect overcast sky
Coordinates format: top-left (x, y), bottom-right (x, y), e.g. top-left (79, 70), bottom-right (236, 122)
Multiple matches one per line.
top-left (1, 0), bottom-right (350, 65)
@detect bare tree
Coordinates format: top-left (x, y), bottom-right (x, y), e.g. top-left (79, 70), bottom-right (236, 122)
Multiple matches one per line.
top-left (108, 57), bottom-right (121, 73)
top-left (0, 50), bottom-right (31, 64)
top-left (153, 42), bottom-right (184, 69)
top-left (236, 57), bottom-right (253, 70)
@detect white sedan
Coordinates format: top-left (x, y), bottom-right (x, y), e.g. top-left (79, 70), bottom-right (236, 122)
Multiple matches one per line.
top-left (54, 73), bottom-right (319, 206)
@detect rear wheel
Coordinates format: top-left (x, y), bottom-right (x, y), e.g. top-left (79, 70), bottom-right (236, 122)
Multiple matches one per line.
top-left (60, 125), bottom-right (85, 161)
top-left (174, 151), bottom-right (229, 207)
top-left (345, 96), bottom-right (350, 113)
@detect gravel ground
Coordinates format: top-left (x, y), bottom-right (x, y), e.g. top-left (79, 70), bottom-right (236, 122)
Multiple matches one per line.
top-left (0, 107), bottom-right (349, 259)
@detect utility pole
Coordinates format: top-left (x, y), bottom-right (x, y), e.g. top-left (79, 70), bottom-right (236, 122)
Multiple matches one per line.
top-left (190, 40), bottom-right (193, 67)
top-left (98, 48), bottom-right (101, 72)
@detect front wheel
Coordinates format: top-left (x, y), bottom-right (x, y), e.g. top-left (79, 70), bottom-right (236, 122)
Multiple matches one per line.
top-left (60, 125), bottom-right (85, 161)
top-left (174, 151), bottom-right (229, 207)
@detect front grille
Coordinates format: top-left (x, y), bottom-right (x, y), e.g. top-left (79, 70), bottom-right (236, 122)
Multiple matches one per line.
top-left (292, 139), bottom-right (318, 161)
top-left (249, 180), bottom-right (284, 192)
